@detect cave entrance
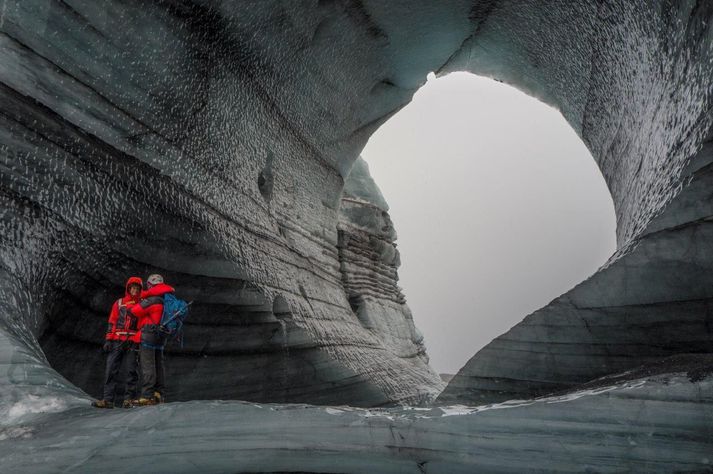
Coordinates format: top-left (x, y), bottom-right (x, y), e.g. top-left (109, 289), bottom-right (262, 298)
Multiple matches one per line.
top-left (359, 72), bottom-right (617, 376)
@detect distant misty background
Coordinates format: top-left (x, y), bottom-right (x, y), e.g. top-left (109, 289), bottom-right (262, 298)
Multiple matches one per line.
top-left (361, 72), bottom-right (617, 375)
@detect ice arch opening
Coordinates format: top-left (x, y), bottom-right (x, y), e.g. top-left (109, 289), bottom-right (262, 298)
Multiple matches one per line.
top-left (360, 72), bottom-right (616, 375)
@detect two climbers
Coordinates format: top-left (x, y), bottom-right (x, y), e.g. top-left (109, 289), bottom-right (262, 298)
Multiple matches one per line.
top-left (92, 273), bottom-right (188, 409)
top-left (130, 274), bottom-right (175, 406)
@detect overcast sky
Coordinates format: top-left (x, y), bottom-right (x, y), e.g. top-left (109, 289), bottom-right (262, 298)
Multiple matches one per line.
top-left (361, 72), bottom-right (617, 375)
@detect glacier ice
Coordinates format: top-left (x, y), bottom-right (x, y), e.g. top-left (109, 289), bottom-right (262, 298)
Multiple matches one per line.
top-left (0, 0), bottom-right (712, 471)
top-left (1, 374), bottom-right (711, 473)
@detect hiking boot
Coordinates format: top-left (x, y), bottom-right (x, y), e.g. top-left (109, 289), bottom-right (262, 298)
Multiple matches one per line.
top-left (135, 397), bottom-right (157, 406)
top-left (153, 391), bottom-right (163, 404)
top-left (91, 400), bottom-right (114, 409)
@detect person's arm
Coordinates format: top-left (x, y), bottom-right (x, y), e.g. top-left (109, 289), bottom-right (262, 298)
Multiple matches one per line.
top-left (102, 300), bottom-right (119, 352)
top-left (106, 300), bottom-right (119, 340)
top-left (129, 300), bottom-right (151, 323)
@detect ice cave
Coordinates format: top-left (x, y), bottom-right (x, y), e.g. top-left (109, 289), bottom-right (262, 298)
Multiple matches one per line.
top-left (0, 1), bottom-right (711, 472)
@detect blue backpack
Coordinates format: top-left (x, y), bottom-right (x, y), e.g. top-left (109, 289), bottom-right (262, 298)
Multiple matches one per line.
top-left (159, 293), bottom-right (190, 346)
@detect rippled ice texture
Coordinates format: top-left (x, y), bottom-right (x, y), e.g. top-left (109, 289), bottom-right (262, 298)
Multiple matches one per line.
top-left (0, 0), bottom-right (712, 471)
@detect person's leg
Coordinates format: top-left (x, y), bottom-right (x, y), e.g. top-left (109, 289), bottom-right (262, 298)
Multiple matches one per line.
top-left (140, 345), bottom-right (156, 399)
top-left (125, 344), bottom-right (140, 401)
top-left (154, 348), bottom-right (165, 401)
top-left (113, 346), bottom-right (129, 406)
top-left (101, 341), bottom-right (122, 403)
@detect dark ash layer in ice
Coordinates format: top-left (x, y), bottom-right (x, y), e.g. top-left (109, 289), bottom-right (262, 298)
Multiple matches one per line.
top-left (1, 0), bottom-right (712, 471)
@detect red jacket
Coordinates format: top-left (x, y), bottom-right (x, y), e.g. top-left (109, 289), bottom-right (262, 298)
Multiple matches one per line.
top-left (106, 276), bottom-right (143, 343)
top-left (131, 282), bottom-right (175, 329)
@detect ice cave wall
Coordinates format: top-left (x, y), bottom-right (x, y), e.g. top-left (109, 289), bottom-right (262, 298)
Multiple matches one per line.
top-left (0, 0), bottom-right (454, 407)
top-left (438, 0), bottom-right (713, 403)
top-left (0, 0), bottom-right (712, 412)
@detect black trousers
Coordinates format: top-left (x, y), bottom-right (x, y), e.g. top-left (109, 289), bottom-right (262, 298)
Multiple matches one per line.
top-left (102, 341), bottom-right (139, 404)
top-left (125, 347), bottom-right (140, 400)
top-left (140, 345), bottom-right (165, 398)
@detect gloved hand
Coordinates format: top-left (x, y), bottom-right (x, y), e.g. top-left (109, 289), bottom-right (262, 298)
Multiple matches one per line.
top-left (102, 340), bottom-right (113, 353)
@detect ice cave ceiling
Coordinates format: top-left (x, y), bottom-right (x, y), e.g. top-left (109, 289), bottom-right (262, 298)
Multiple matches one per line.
top-left (0, 0), bottom-right (712, 472)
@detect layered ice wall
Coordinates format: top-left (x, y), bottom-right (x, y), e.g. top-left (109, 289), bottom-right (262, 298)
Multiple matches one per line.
top-left (338, 158), bottom-right (433, 373)
top-left (438, 0), bottom-right (713, 403)
top-left (0, 0), bottom-right (456, 407)
top-left (0, 1), bottom-right (712, 469)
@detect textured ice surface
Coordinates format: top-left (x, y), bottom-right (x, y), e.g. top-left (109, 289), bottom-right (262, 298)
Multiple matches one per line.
top-left (0, 0), bottom-right (447, 407)
top-left (0, 374), bottom-right (711, 473)
top-left (436, 0), bottom-right (713, 404)
top-left (0, 0), bottom-right (712, 470)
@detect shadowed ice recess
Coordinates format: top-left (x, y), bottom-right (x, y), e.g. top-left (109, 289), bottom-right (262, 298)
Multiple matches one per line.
top-left (0, 1), bottom-right (712, 472)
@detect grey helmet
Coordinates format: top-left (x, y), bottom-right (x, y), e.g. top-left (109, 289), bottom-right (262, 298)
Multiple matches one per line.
top-left (146, 274), bottom-right (164, 288)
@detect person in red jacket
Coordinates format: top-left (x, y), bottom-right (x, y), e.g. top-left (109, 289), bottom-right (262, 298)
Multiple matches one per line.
top-left (92, 276), bottom-right (143, 409)
top-left (130, 273), bottom-right (175, 406)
